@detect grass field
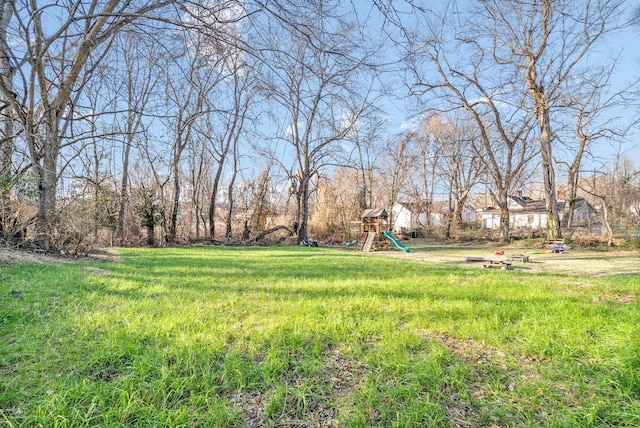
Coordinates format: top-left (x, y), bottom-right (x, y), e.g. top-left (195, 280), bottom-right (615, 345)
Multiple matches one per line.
top-left (1, 245), bottom-right (639, 427)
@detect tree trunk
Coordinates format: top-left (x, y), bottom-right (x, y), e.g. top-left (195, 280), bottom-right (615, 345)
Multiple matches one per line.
top-left (146, 225), bottom-right (155, 246)
top-left (0, 1), bottom-right (14, 239)
top-left (225, 147), bottom-right (238, 241)
top-left (35, 132), bottom-right (60, 249)
top-left (540, 124), bottom-right (562, 241)
top-left (0, 100), bottom-right (12, 239)
top-left (497, 189), bottom-right (510, 242)
top-left (563, 124), bottom-right (589, 236)
top-left (453, 199), bottom-right (465, 234)
top-left (168, 153), bottom-right (181, 243)
top-left (116, 136), bottom-right (131, 245)
top-left (295, 174), bottom-right (311, 243)
top-left (563, 160), bottom-right (581, 233)
top-left (601, 199), bottom-right (613, 246)
top-left (91, 139), bottom-right (100, 244)
top-left (524, 0), bottom-right (561, 242)
top-left (191, 144), bottom-right (206, 241)
top-left (528, 88), bottom-right (562, 240)
top-left (208, 157), bottom-right (226, 240)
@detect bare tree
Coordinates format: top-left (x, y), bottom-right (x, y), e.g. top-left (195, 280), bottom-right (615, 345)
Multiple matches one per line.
top-left (254, 1), bottom-right (375, 243)
top-left (0, 0), bottom-right (175, 249)
top-left (162, 33), bottom-right (223, 244)
top-left (471, 0), bottom-right (627, 241)
top-left (223, 64), bottom-right (255, 241)
top-left (427, 113), bottom-right (484, 237)
top-left (559, 63), bottom-right (636, 236)
top-left (185, 137), bottom-right (210, 240)
top-left (0, 0), bottom-right (15, 240)
top-left (382, 131), bottom-right (412, 230)
top-left (347, 114), bottom-right (386, 212)
top-left (406, 5), bottom-right (538, 241)
top-left (109, 31), bottom-right (162, 245)
top-left (405, 120), bottom-right (441, 229)
top-left (580, 158), bottom-right (640, 246)
top-left (205, 55), bottom-right (255, 241)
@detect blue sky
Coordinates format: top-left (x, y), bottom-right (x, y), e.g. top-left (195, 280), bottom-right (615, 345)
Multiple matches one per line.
top-left (364, 0), bottom-right (640, 169)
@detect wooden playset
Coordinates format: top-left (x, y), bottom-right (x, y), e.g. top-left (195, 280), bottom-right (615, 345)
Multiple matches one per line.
top-left (356, 208), bottom-right (390, 251)
top-left (351, 208), bottom-right (411, 252)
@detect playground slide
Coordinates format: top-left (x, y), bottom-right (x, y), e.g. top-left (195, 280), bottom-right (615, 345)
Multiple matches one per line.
top-left (383, 231), bottom-right (410, 252)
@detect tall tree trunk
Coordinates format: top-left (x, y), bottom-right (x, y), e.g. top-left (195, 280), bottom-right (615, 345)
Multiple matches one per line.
top-left (0, 108), bottom-right (12, 239)
top-left (563, 154), bottom-right (582, 233)
top-left (563, 117), bottom-right (590, 235)
top-left (116, 136), bottom-right (131, 245)
top-left (527, 81), bottom-right (562, 240)
top-left (35, 129), bottom-right (60, 249)
top-left (295, 174), bottom-right (310, 243)
top-left (190, 141), bottom-right (207, 240)
top-left (225, 137), bottom-right (239, 241)
top-left (0, 0), bottom-right (14, 239)
top-left (497, 188), bottom-right (510, 242)
top-left (168, 152), bottom-right (181, 243)
top-left (208, 155), bottom-right (227, 240)
top-left (524, 0), bottom-right (561, 241)
top-left (539, 113), bottom-right (561, 241)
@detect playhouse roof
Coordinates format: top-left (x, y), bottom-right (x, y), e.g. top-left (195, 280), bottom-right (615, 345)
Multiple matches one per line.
top-left (362, 208), bottom-right (388, 218)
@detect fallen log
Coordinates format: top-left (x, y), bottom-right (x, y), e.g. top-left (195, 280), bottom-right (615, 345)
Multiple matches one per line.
top-left (250, 225), bottom-right (295, 244)
top-left (191, 225), bottom-right (296, 247)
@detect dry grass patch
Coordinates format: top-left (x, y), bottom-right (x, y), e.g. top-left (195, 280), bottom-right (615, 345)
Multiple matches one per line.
top-left (372, 242), bottom-right (640, 277)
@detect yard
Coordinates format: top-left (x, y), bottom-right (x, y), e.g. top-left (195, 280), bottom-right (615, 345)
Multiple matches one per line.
top-left (379, 242), bottom-right (640, 277)
top-left (1, 245), bottom-right (639, 427)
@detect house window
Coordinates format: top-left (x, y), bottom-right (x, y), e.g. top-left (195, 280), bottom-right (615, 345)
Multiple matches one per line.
top-left (527, 215), bottom-right (534, 224)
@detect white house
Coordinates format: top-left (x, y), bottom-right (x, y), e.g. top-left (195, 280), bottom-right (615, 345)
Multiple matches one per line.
top-left (392, 201), bottom-right (477, 232)
top-left (479, 195), bottom-right (595, 230)
top-left (391, 202), bottom-right (415, 232)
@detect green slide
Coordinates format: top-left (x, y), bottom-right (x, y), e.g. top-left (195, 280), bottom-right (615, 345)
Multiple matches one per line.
top-left (383, 231), bottom-right (410, 252)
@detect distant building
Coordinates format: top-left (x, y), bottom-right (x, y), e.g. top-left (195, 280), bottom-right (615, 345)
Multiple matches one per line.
top-left (478, 195), bottom-right (595, 230)
top-left (391, 201), bottom-right (477, 232)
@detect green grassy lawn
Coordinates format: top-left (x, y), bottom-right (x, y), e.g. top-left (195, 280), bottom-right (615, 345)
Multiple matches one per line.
top-left (1, 246), bottom-right (639, 427)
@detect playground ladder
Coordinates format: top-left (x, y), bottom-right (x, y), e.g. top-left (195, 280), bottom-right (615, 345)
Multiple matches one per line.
top-left (362, 232), bottom-right (376, 252)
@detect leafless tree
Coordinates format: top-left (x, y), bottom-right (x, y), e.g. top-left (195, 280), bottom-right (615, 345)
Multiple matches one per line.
top-left (253, 1), bottom-right (376, 243)
top-left (185, 137), bottom-right (210, 240)
top-left (427, 113), bottom-right (485, 237)
top-left (0, 0), bottom-right (16, 239)
top-left (108, 31), bottom-right (162, 245)
top-left (0, 0), bottom-right (176, 249)
top-left (162, 32), bottom-right (224, 244)
top-left (403, 120), bottom-right (440, 229)
top-left (580, 158), bottom-right (639, 245)
top-left (382, 131), bottom-right (412, 230)
top-left (468, 0), bottom-right (628, 241)
top-left (558, 64), bottom-right (637, 236)
top-left (346, 114), bottom-right (387, 212)
top-left (223, 64), bottom-right (256, 241)
top-left (406, 3), bottom-right (538, 241)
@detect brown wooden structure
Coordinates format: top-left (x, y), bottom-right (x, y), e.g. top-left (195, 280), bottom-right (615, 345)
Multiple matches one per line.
top-left (357, 208), bottom-right (390, 251)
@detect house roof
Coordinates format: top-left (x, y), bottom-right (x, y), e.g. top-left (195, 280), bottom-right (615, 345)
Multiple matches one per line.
top-left (362, 208), bottom-right (388, 218)
top-left (510, 195), bottom-right (548, 212)
top-left (482, 196), bottom-right (593, 213)
top-left (394, 201), bottom-right (426, 213)
top-left (394, 200), bottom-right (475, 214)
